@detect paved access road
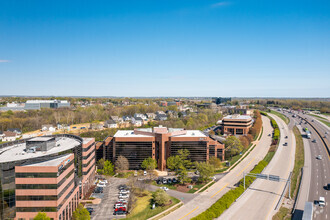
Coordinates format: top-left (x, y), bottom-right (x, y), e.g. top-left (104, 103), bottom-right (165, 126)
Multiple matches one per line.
top-left (219, 113), bottom-right (296, 220)
top-left (161, 116), bottom-right (273, 220)
top-left (293, 112), bottom-right (330, 220)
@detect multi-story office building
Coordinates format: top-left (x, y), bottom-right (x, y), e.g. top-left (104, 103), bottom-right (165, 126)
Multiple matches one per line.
top-left (100, 126), bottom-right (225, 171)
top-left (0, 135), bottom-right (96, 220)
top-left (222, 115), bottom-right (253, 135)
top-left (24, 100), bottom-right (70, 110)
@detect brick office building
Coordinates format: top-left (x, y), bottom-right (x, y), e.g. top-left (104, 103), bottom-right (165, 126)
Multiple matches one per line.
top-left (99, 126), bottom-right (225, 171)
top-left (222, 115), bottom-right (253, 135)
top-left (0, 135), bottom-right (96, 220)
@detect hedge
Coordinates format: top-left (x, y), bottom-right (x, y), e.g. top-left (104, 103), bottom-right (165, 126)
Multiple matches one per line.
top-left (191, 160), bottom-right (269, 220)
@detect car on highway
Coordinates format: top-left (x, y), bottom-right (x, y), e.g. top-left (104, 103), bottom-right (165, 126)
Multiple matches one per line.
top-left (283, 142), bottom-right (288, 146)
top-left (160, 186), bottom-right (169, 191)
top-left (326, 183), bottom-right (330, 190)
top-left (285, 136), bottom-right (288, 139)
top-left (268, 134), bottom-right (271, 136)
top-left (319, 197), bottom-right (325, 207)
top-left (316, 155), bottom-right (322, 160)
top-left (312, 139), bottom-right (317, 143)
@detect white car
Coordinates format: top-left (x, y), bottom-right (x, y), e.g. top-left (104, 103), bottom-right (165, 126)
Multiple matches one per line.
top-left (316, 155), bottom-right (322, 160)
top-left (319, 197), bottom-right (325, 207)
top-left (160, 187), bottom-right (169, 191)
top-left (144, 171), bottom-right (147, 176)
top-left (97, 182), bottom-right (106, 188)
top-left (119, 194), bottom-right (129, 199)
top-left (100, 179), bottom-right (108, 184)
top-left (120, 190), bottom-right (130, 194)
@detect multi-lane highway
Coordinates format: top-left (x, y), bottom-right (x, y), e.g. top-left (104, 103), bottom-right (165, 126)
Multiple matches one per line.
top-left (280, 110), bottom-right (330, 220)
top-left (219, 113), bottom-right (296, 220)
top-left (161, 116), bottom-right (273, 220)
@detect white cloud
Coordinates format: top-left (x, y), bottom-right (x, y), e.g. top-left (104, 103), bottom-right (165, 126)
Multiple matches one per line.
top-left (211, 1), bottom-right (230, 8)
top-left (0, 60), bottom-right (10, 63)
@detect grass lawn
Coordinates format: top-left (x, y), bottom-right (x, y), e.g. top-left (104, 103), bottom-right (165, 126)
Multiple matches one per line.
top-left (270, 110), bottom-right (290, 124)
top-left (264, 151), bottom-right (275, 164)
top-left (125, 192), bottom-right (180, 220)
top-left (291, 126), bottom-right (304, 198)
top-left (272, 207), bottom-right (291, 220)
top-left (187, 181), bottom-right (211, 193)
top-left (309, 114), bottom-right (330, 127)
top-left (151, 181), bottom-right (177, 190)
top-left (116, 171), bottom-right (134, 178)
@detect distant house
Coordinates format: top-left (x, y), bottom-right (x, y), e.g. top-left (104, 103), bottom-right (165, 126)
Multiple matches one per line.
top-left (166, 110), bottom-right (178, 119)
top-left (104, 119), bottom-right (118, 128)
top-left (123, 116), bottom-right (132, 122)
top-left (179, 111), bottom-right (187, 118)
top-left (146, 113), bottom-right (156, 120)
top-left (0, 131), bottom-right (4, 141)
top-left (7, 128), bottom-right (22, 135)
top-left (90, 123), bottom-right (104, 130)
top-left (2, 131), bottom-right (20, 142)
top-left (134, 113), bottom-right (147, 121)
top-left (155, 112), bottom-right (168, 121)
top-left (42, 125), bottom-right (56, 132)
top-left (132, 117), bottom-right (143, 127)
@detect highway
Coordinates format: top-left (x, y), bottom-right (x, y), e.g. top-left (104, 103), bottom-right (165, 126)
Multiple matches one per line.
top-left (219, 113), bottom-right (296, 220)
top-left (160, 116), bottom-right (273, 220)
top-left (285, 110), bottom-right (330, 220)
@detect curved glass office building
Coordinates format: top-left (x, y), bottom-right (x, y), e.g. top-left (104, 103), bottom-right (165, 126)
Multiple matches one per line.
top-left (0, 134), bottom-right (96, 220)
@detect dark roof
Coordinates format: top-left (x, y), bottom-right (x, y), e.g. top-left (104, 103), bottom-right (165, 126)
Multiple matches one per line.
top-left (134, 117), bottom-right (143, 121)
top-left (7, 128), bottom-right (21, 133)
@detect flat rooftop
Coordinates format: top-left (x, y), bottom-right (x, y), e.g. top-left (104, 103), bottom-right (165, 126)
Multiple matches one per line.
top-left (23, 154), bottom-right (72, 167)
top-left (223, 115), bottom-right (252, 120)
top-left (114, 129), bottom-right (207, 138)
top-left (27, 137), bottom-right (54, 142)
top-left (0, 137), bottom-right (80, 163)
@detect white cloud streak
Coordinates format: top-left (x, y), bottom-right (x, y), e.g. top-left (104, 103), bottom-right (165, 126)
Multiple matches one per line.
top-left (0, 60), bottom-right (10, 63)
top-left (211, 1), bottom-right (230, 8)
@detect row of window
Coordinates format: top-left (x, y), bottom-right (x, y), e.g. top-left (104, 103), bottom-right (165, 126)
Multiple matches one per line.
top-left (83, 149), bottom-right (95, 160)
top-left (16, 172), bottom-right (57, 178)
top-left (16, 207), bottom-right (57, 212)
top-left (83, 143), bottom-right (94, 152)
top-left (83, 161), bottom-right (95, 175)
top-left (16, 195), bottom-right (58, 201)
top-left (83, 155), bottom-right (95, 167)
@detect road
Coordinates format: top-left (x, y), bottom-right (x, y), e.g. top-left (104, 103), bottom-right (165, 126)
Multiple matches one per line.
top-left (219, 113), bottom-right (296, 220)
top-left (288, 111), bottom-right (330, 220)
top-left (161, 115), bottom-right (273, 220)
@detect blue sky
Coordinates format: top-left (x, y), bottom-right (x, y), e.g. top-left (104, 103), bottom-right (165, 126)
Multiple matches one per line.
top-left (0, 0), bottom-right (329, 97)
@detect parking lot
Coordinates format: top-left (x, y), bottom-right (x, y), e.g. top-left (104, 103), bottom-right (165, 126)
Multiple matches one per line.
top-left (90, 177), bottom-right (128, 220)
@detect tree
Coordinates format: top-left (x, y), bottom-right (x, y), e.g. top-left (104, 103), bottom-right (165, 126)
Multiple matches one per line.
top-left (209, 130), bottom-right (215, 136)
top-left (166, 155), bottom-right (180, 171)
top-left (33, 212), bottom-right (50, 220)
top-left (141, 157), bottom-right (157, 171)
top-left (208, 157), bottom-right (222, 169)
top-left (103, 160), bottom-right (115, 175)
top-left (115, 155), bottom-right (129, 172)
top-left (177, 168), bottom-right (191, 184)
top-left (239, 136), bottom-right (249, 149)
top-left (152, 189), bottom-right (170, 206)
top-left (195, 161), bottom-right (215, 182)
top-left (72, 204), bottom-right (90, 220)
top-left (224, 136), bottom-right (243, 157)
top-left (97, 158), bottom-right (105, 170)
top-left (177, 149), bottom-right (192, 169)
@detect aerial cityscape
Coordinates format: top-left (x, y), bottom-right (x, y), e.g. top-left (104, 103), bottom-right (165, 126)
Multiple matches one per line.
top-left (0, 1), bottom-right (329, 220)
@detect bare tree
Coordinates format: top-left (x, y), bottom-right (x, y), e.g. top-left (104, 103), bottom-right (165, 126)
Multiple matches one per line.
top-left (115, 155), bottom-right (129, 172)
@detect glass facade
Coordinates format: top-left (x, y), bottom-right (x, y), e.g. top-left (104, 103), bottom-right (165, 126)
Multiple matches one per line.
top-left (0, 134), bottom-right (83, 220)
top-left (170, 141), bottom-right (207, 163)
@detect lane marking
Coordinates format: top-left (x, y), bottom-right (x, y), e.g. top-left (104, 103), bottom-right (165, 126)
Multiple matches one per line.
top-left (211, 183), bottom-right (229, 198)
top-left (236, 158), bottom-right (256, 177)
top-left (178, 206), bottom-right (199, 220)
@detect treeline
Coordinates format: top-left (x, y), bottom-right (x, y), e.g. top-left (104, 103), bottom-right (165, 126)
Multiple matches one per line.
top-left (251, 99), bottom-right (330, 113)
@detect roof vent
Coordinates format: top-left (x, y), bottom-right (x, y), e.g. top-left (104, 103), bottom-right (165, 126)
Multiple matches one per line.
top-left (192, 133), bottom-right (195, 136)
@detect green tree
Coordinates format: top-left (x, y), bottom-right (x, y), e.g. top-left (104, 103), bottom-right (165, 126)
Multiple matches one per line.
top-left (225, 136), bottom-right (243, 157)
top-left (208, 157), bottom-right (222, 169)
top-left (177, 149), bottom-right (192, 169)
top-left (152, 189), bottom-right (170, 206)
top-left (97, 158), bottom-right (105, 170)
top-left (72, 204), bottom-right (90, 220)
top-left (195, 161), bottom-right (215, 182)
top-left (166, 155), bottom-right (180, 171)
top-left (103, 160), bottom-right (115, 175)
top-left (141, 157), bottom-right (157, 171)
top-left (33, 212), bottom-right (50, 220)
top-left (177, 168), bottom-right (191, 184)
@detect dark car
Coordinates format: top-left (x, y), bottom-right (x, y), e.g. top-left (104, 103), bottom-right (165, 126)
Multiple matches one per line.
top-left (114, 210), bottom-right (126, 215)
top-left (172, 178), bottom-right (177, 183)
top-left (86, 207), bottom-right (93, 215)
top-left (326, 183), bottom-right (330, 190)
top-left (94, 187), bottom-right (103, 193)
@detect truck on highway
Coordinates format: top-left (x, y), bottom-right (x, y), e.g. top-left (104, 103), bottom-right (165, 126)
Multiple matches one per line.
top-left (302, 202), bottom-right (313, 220)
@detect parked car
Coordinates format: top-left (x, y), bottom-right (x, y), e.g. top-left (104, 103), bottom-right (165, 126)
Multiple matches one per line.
top-left (114, 204), bottom-right (127, 209)
top-left (316, 155), bottom-right (322, 160)
top-left (172, 178), bottom-right (177, 183)
top-left (119, 194), bottom-right (129, 199)
top-left (94, 187), bottom-right (103, 193)
top-left (144, 171), bottom-right (147, 176)
top-left (156, 180), bottom-right (161, 185)
top-left (162, 179), bottom-right (167, 184)
top-left (326, 183), bottom-right (330, 190)
top-left (97, 182), bottom-right (106, 188)
top-left (99, 179), bottom-right (108, 184)
top-left (160, 186), bottom-right (169, 191)
top-left (120, 190), bottom-right (130, 194)
top-left (114, 210), bottom-right (126, 215)
top-left (86, 207), bottom-right (93, 215)
top-left (118, 199), bottom-right (127, 203)
top-left (167, 179), bottom-right (172, 184)
top-left (319, 197), bottom-right (325, 207)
